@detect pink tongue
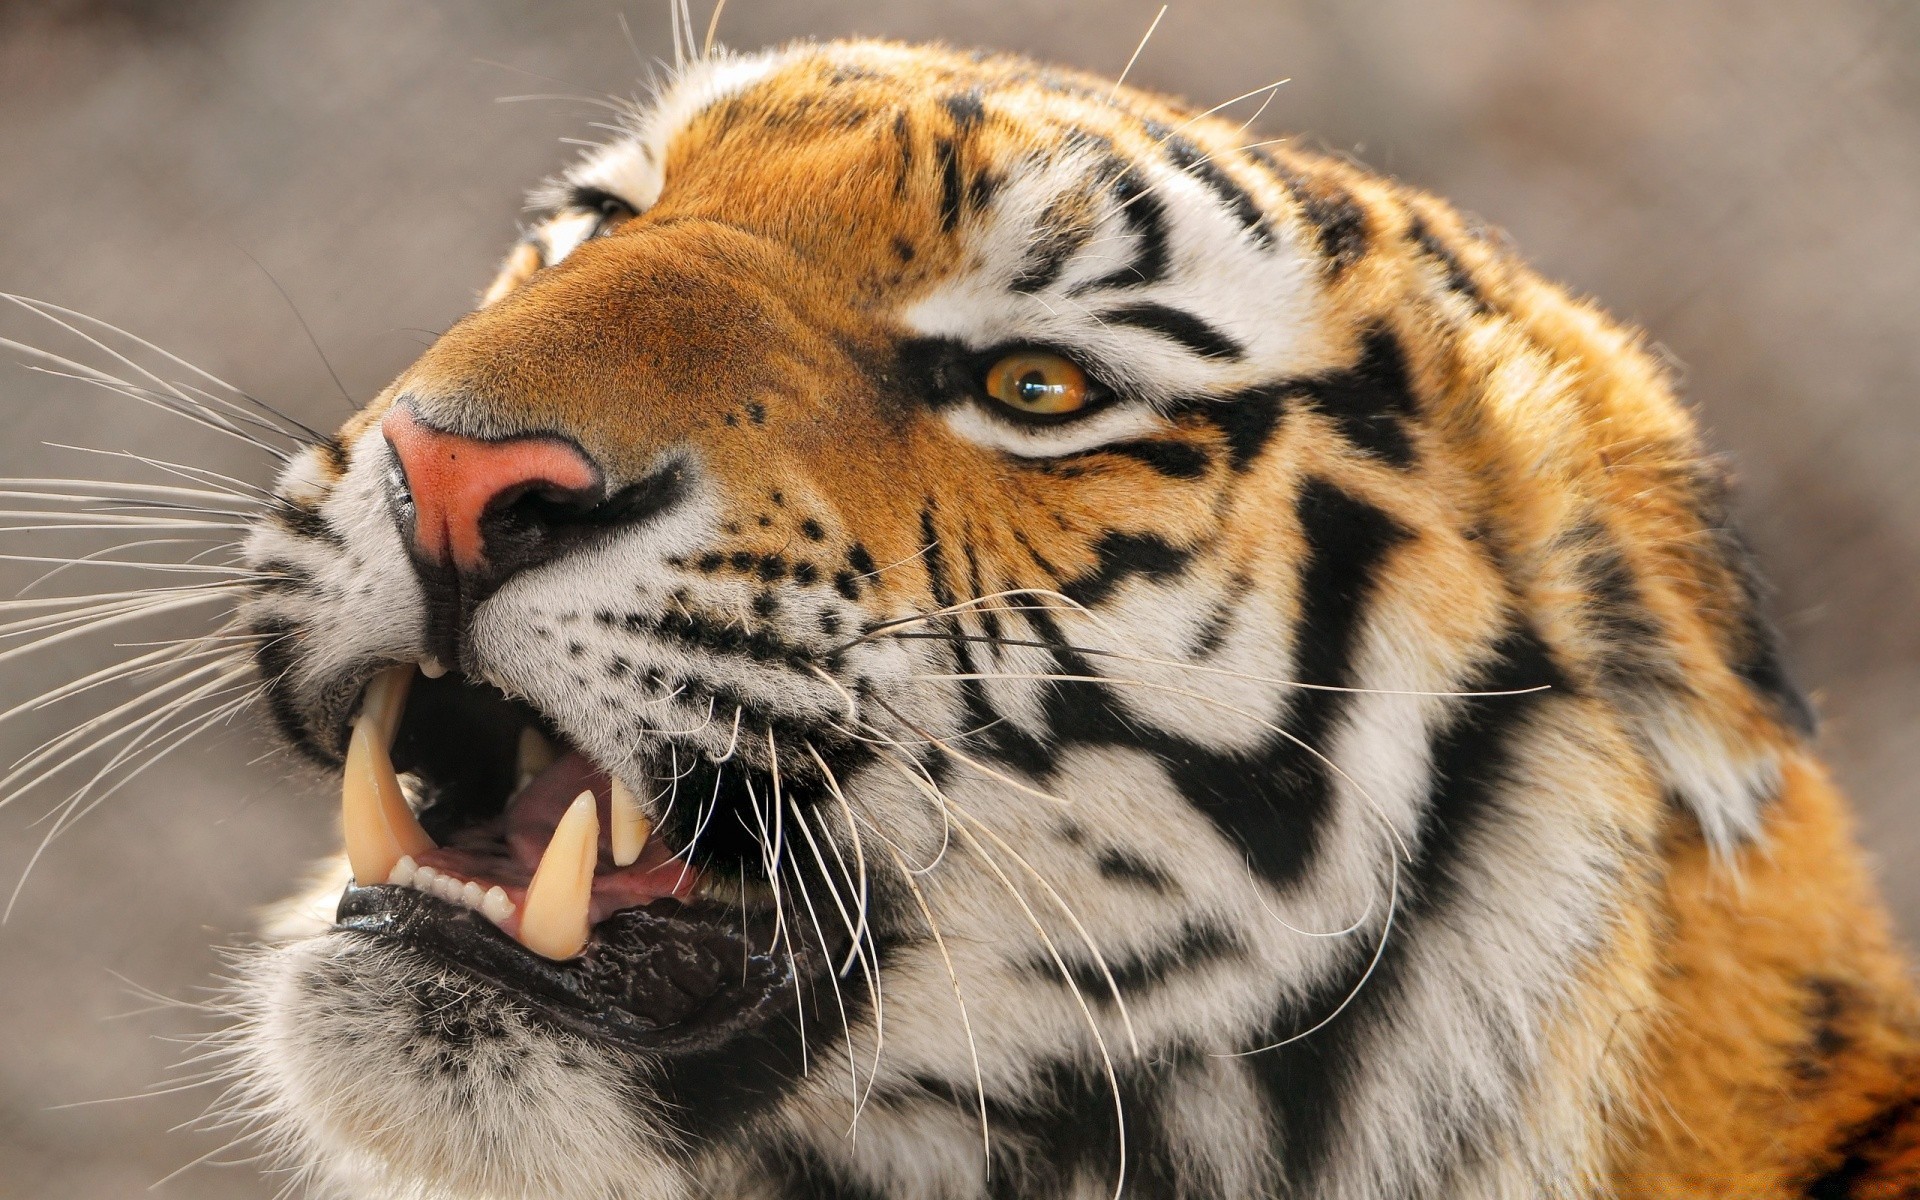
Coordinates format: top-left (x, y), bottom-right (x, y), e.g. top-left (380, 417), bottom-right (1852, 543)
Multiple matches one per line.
top-left (417, 750), bottom-right (697, 925)
top-left (506, 751), bottom-right (611, 869)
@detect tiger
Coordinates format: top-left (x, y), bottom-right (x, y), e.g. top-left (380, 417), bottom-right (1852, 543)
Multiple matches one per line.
top-left (110, 35), bottom-right (1920, 1200)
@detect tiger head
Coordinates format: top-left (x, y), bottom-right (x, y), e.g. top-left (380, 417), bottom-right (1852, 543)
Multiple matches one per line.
top-left (216, 38), bottom-right (1904, 1200)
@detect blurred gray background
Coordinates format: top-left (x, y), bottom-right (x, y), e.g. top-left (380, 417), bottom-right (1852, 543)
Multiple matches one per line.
top-left (0, 1), bottom-right (1913, 1195)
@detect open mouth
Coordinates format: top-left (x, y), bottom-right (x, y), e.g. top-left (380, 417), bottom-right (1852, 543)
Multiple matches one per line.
top-left (331, 665), bottom-right (849, 1048)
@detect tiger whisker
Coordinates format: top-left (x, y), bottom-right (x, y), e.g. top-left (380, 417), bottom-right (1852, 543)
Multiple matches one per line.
top-left (2, 293), bottom-right (324, 443)
top-left (36, 679), bottom-right (260, 849)
top-left (44, 444), bottom-right (278, 501)
top-left (15, 663), bottom-right (256, 819)
top-left (804, 802), bottom-right (889, 1130)
top-left (15, 635), bottom-right (252, 723)
top-left (1109, 3), bottom-right (1167, 100)
top-left (1215, 846), bottom-right (1401, 1059)
top-left (804, 745), bottom-right (875, 979)
top-left (874, 834), bottom-right (992, 1173)
top-left (0, 656), bottom-right (250, 801)
top-left (7, 673), bottom-right (258, 920)
top-left (5, 543), bottom-right (251, 596)
top-left (744, 755), bottom-right (806, 1072)
top-left (867, 745), bottom-right (1132, 1197)
top-left (0, 477), bottom-right (262, 509)
top-left (862, 739), bottom-right (959, 880)
top-left (786, 802), bottom-right (877, 1134)
top-left (0, 592), bottom-right (230, 659)
top-left (24, 368), bottom-right (296, 461)
top-left (871, 695), bottom-right (1070, 808)
top-left (781, 847), bottom-right (853, 1110)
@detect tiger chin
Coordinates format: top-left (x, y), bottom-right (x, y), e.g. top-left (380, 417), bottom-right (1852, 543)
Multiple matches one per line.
top-left (186, 37), bottom-right (1920, 1200)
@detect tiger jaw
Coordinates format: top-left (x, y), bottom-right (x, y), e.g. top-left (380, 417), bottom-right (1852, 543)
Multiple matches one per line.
top-left (322, 655), bottom-right (855, 1049)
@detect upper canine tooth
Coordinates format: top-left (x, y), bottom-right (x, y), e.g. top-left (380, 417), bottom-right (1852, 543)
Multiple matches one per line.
top-left (516, 727), bottom-right (557, 791)
top-left (359, 665), bottom-right (414, 746)
top-left (342, 672), bottom-right (434, 885)
top-left (517, 791), bottom-right (598, 959)
top-left (609, 776), bottom-right (650, 867)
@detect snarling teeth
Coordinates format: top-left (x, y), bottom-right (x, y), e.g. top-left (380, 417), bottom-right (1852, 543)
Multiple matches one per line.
top-left (344, 665), bottom-right (697, 961)
top-left (518, 791), bottom-right (599, 959)
top-left (610, 775), bottom-right (650, 867)
top-left (389, 855), bottom-right (517, 923)
top-left (341, 665), bottom-right (434, 886)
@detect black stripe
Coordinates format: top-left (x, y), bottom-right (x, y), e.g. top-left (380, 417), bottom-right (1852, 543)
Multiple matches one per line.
top-left (1407, 214), bottom-right (1489, 312)
top-left (251, 617), bottom-right (326, 765)
top-left (1011, 204), bottom-right (1096, 293)
top-left (1572, 524), bottom-right (1679, 692)
top-left (905, 1055), bottom-right (1194, 1200)
top-left (762, 1146), bottom-right (892, 1200)
top-left (1246, 147), bottom-right (1370, 274)
top-left (1804, 1095), bottom-right (1920, 1198)
top-left (892, 110), bottom-right (913, 197)
top-left (1168, 480), bottom-right (1409, 885)
top-left (920, 502), bottom-right (1057, 782)
top-left (1300, 326), bottom-right (1418, 467)
top-left (942, 88), bottom-right (986, 131)
top-left (1059, 531), bottom-right (1193, 607)
top-left (1081, 165), bottom-right (1171, 290)
top-left (1101, 301), bottom-right (1244, 360)
top-left (318, 435), bottom-right (350, 476)
top-left (1172, 382), bottom-right (1288, 472)
top-left (1691, 470), bottom-right (1816, 736)
top-left (936, 138), bottom-right (964, 232)
top-left (1030, 920), bottom-right (1242, 1002)
top-left (1067, 438), bottom-right (1210, 480)
top-left (1145, 119), bottom-right (1276, 247)
top-left (1096, 846), bottom-right (1176, 892)
top-left (961, 539), bottom-right (1003, 642)
top-left (1247, 625), bottom-right (1563, 1195)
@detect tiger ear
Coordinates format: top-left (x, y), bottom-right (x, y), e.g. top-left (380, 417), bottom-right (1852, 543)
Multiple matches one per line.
top-left (1608, 462), bottom-right (1816, 855)
top-left (479, 241), bottom-right (544, 308)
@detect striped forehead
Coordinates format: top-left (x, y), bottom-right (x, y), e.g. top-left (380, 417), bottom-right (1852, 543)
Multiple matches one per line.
top-left (519, 44), bottom-right (1336, 403)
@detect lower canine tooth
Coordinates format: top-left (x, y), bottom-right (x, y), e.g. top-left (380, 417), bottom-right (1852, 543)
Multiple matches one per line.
top-left (610, 776), bottom-right (650, 867)
top-left (518, 791), bottom-right (598, 959)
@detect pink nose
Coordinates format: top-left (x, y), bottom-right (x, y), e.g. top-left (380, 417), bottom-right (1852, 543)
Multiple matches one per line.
top-left (381, 405), bottom-right (600, 573)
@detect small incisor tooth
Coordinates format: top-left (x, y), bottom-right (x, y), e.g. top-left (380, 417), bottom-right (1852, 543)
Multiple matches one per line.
top-left (609, 776), bottom-right (650, 867)
top-left (342, 668), bottom-right (434, 885)
top-left (481, 885), bottom-right (515, 923)
top-left (518, 791), bottom-right (598, 959)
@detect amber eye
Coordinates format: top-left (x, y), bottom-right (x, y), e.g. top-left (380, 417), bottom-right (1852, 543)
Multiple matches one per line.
top-left (983, 351), bottom-right (1091, 418)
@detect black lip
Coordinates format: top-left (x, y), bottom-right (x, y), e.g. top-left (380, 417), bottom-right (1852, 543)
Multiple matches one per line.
top-left (335, 884), bottom-right (844, 1053)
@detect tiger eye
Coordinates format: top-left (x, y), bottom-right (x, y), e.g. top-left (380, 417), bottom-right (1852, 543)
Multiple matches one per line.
top-left (983, 351), bottom-right (1090, 417)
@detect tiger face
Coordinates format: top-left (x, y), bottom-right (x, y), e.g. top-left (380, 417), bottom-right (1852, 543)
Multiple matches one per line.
top-left (211, 38), bottom-right (1912, 1200)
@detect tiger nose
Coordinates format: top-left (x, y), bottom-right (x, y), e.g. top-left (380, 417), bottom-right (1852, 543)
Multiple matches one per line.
top-left (380, 404), bottom-right (602, 576)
